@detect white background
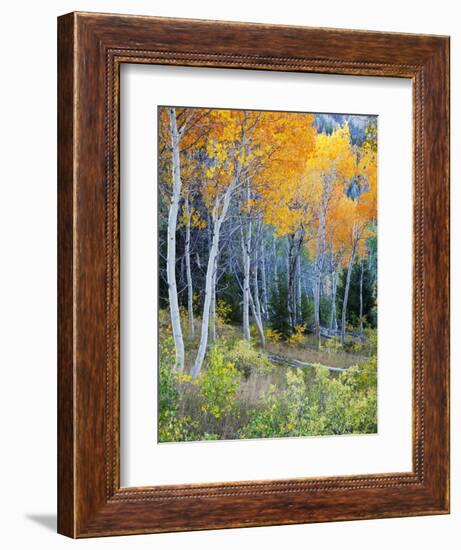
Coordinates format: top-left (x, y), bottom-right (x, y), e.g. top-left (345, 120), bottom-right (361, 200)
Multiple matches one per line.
top-left (121, 66), bottom-right (412, 486)
top-left (0, 0), bottom-right (458, 548)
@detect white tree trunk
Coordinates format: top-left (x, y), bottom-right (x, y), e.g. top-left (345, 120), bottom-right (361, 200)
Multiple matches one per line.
top-left (272, 236), bottom-right (278, 283)
top-left (167, 108), bottom-right (185, 372)
top-left (341, 224), bottom-right (359, 345)
top-left (287, 235), bottom-right (296, 330)
top-left (313, 178), bottom-right (332, 348)
top-left (241, 180), bottom-right (252, 341)
top-left (359, 257), bottom-right (364, 338)
top-left (261, 242), bottom-right (268, 321)
top-left (184, 193), bottom-right (195, 338)
top-left (249, 290), bottom-right (266, 348)
top-left (296, 253), bottom-right (302, 323)
top-left (313, 213), bottom-right (326, 348)
top-left (253, 222), bottom-right (263, 324)
top-left (241, 225), bottom-right (251, 340)
top-left (288, 231), bottom-right (303, 330)
top-left (210, 258), bottom-right (217, 343)
top-left (190, 176), bottom-right (240, 380)
top-left (341, 255), bottom-right (354, 345)
top-left (329, 266), bottom-right (338, 332)
top-left (329, 252), bottom-right (343, 332)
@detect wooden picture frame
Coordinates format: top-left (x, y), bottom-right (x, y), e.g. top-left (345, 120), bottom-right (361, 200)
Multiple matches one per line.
top-left (57, 11), bottom-right (450, 538)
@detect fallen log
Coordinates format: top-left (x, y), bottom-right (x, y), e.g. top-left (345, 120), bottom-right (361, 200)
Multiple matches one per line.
top-left (319, 327), bottom-right (363, 342)
top-left (268, 353), bottom-right (353, 373)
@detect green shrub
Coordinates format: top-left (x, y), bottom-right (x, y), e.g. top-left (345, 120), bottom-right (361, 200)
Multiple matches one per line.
top-left (158, 336), bottom-right (178, 413)
top-left (216, 299), bottom-right (233, 327)
top-left (158, 410), bottom-right (199, 442)
top-left (158, 336), bottom-right (200, 442)
top-left (240, 356), bottom-right (377, 439)
top-left (159, 325), bottom-right (377, 442)
top-left (323, 337), bottom-right (342, 354)
top-left (158, 308), bottom-right (173, 330)
top-left (227, 339), bottom-right (274, 378)
top-left (202, 432), bottom-right (220, 441)
top-left (362, 328), bottom-right (378, 356)
top-left (198, 347), bottom-right (241, 420)
top-left (238, 384), bottom-right (287, 438)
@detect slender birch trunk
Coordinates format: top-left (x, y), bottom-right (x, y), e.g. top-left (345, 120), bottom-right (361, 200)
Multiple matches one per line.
top-left (242, 229), bottom-right (251, 340)
top-left (296, 253), bottom-right (302, 324)
top-left (191, 174), bottom-right (240, 379)
top-left (253, 245), bottom-right (263, 326)
top-left (287, 235), bottom-right (295, 330)
top-left (292, 254), bottom-right (298, 324)
top-left (329, 268), bottom-right (337, 332)
top-left (341, 255), bottom-right (354, 345)
top-left (272, 235), bottom-right (278, 283)
top-left (313, 276), bottom-right (320, 344)
top-left (184, 193), bottom-right (195, 338)
top-left (167, 108), bottom-right (185, 372)
top-left (261, 243), bottom-right (268, 322)
top-left (241, 179), bottom-right (252, 341)
top-left (249, 287), bottom-right (266, 348)
top-left (313, 179), bottom-right (332, 348)
top-left (287, 231), bottom-right (303, 331)
top-left (341, 224), bottom-right (359, 345)
top-left (314, 213), bottom-right (326, 349)
top-left (210, 260), bottom-right (217, 343)
top-left (359, 257), bottom-right (364, 338)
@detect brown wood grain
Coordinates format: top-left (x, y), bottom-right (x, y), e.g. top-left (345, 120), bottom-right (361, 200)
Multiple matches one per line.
top-left (57, 13), bottom-right (76, 538)
top-left (57, 11), bottom-right (450, 538)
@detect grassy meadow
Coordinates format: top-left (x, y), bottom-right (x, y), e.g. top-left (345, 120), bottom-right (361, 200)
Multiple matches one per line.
top-left (159, 309), bottom-right (377, 442)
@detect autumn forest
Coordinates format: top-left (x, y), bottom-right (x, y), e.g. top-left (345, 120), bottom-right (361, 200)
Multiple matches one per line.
top-left (158, 106), bottom-right (378, 442)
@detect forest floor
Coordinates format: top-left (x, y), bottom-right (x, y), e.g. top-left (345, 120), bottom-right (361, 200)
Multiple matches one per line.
top-left (159, 312), bottom-right (378, 442)
top-left (265, 338), bottom-right (370, 370)
top-left (184, 321), bottom-right (370, 371)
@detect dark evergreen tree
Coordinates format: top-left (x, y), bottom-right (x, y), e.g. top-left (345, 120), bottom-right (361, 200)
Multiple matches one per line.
top-left (300, 290), bottom-right (314, 331)
top-left (337, 262), bottom-right (376, 330)
top-left (268, 277), bottom-right (291, 337)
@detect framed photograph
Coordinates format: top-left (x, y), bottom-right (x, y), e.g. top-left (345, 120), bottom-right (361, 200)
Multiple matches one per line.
top-left (57, 12), bottom-right (450, 537)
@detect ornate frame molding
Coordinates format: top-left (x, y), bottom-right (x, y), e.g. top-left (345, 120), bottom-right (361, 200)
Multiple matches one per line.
top-left (58, 12), bottom-right (449, 537)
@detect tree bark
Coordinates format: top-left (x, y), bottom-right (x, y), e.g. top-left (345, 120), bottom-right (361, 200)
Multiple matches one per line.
top-left (167, 108), bottom-right (185, 372)
top-left (329, 268), bottom-right (337, 332)
top-left (191, 171), bottom-right (241, 380)
top-left (329, 252), bottom-right (343, 332)
top-left (287, 232), bottom-right (302, 331)
top-left (341, 224), bottom-right (359, 345)
top-left (184, 193), bottom-right (195, 338)
top-left (241, 179), bottom-right (252, 341)
top-left (261, 242), bottom-right (268, 321)
top-left (296, 253), bottom-right (302, 324)
top-left (210, 259), bottom-right (217, 343)
top-left (359, 256), bottom-right (364, 338)
top-left (313, 176), bottom-right (334, 348)
top-left (253, 222), bottom-right (263, 324)
top-left (287, 236), bottom-right (294, 329)
top-left (272, 235), bottom-right (278, 283)
top-left (249, 286), bottom-right (266, 348)
top-left (313, 213), bottom-right (326, 348)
